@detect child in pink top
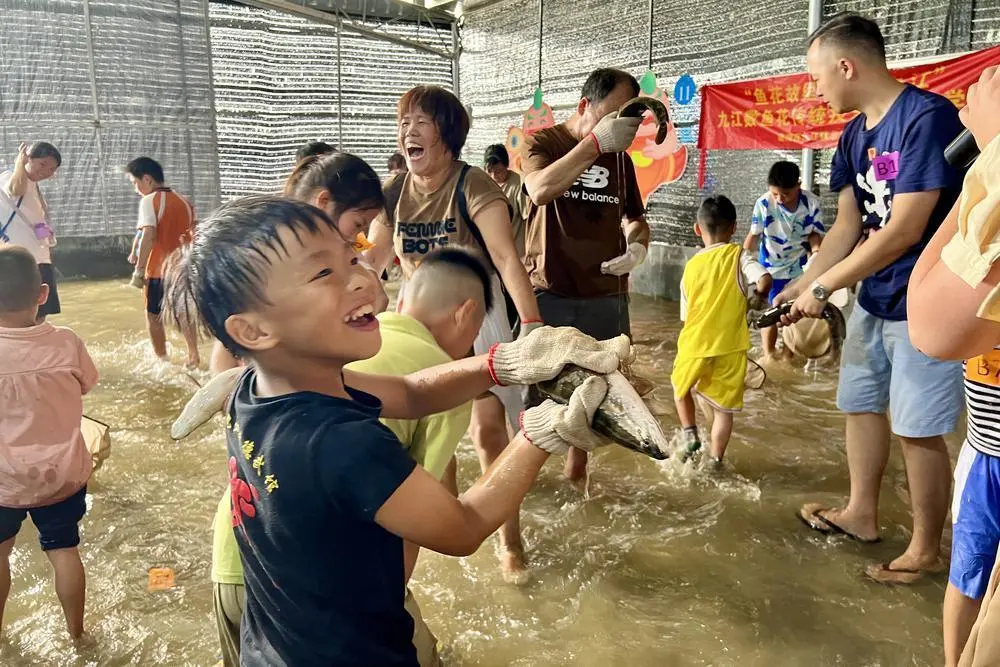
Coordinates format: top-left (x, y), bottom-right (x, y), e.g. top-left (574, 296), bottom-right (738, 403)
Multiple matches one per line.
top-left (0, 246), bottom-right (98, 638)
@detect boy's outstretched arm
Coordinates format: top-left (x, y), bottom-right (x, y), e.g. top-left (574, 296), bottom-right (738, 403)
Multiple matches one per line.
top-left (376, 376), bottom-right (608, 556)
top-left (345, 327), bottom-right (630, 420)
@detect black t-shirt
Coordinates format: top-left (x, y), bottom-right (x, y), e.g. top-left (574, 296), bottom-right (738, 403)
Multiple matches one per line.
top-left (225, 368), bottom-right (418, 666)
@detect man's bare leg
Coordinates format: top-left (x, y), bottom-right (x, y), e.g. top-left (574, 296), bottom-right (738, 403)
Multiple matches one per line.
top-left (944, 583), bottom-right (982, 667)
top-left (45, 547), bottom-right (85, 638)
top-left (146, 312), bottom-right (168, 360)
top-left (470, 394), bottom-right (526, 582)
top-left (181, 323), bottom-right (201, 370)
top-left (761, 325), bottom-right (779, 359)
top-left (564, 447), bottom-right (588, 483)
top-left (810, 412), bottom-right (890, 542)
top-left (0, 537), bottom-right (14, 634)
top-left (890, 435), bottom-right (950, 570)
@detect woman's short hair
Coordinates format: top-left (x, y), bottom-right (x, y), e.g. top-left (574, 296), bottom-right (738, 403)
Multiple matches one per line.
top-left (397, 86), bottom-right (470, 158)
top-left (28, 142), bottom-right (62, 167)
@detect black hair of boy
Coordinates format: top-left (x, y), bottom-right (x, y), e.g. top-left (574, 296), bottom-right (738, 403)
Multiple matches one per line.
top-left (483, 144), bottom-right (510, 169)
top-left (767, 161), bottom-right (801, 189)
top-left (125, 157), bottom-right (165, 184)
top-left (164, 196), bottom-right (341, 357)
top-left (0, 246), bottom-right (42, 312)
top-left (697, 195), bottom-right (738, 235)
top-left (419, 247), bottom-right (495, 313)
top-left (807, 12), bottom-right (886, 63)
top-left (296, 141), bottom-right (336, 163)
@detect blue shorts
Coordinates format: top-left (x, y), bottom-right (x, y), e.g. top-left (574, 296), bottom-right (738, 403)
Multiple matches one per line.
top-left (768, 278), bottom-right (791, 306)
top-left (836, 304), bottom-right (963, 437)
top-left (950, 443), bottom-right (1000, 599)
top-left (0, 486), bottom-right (88, 551)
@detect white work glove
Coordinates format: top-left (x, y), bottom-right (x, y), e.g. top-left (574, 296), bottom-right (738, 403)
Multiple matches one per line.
top-left (588, 115), bottom-right (642, 154)
top-left (520, 375), bottom-right (610, 455)
top-left (130, 270), bottom-right (145, 289)
top-left (600, 242), bottom-right (648, 276)
top-left (517, 319), bottom-right (544, 341)
top-left (488, 326), bottom-right (630, 387)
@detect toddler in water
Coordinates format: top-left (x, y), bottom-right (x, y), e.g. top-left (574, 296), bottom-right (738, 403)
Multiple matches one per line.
top-left (672, 196), bottom-right (772, 463)
top-left (0, 246), bottom-right (98, 638)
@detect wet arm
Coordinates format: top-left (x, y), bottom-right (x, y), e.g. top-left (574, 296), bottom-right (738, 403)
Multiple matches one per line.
top-left (622, 215), bottom-right (650, 247)
top-left (376, 434), bottom-right (548, 556)
top-left (135, 226), bottom-right (156, 274)
top-left (908, 200), bottom-right (1000, 359)
top-left (475, 200), bottom-right (541, 322)
top-left (782, 188), bottom-right (864, 296)
top-left (343, 355), bottom-right (493, 420)
top-left (744, 232), bottom-right (760, 253)
top-left (364, 216), bottom-right (397, 276)
top-left (523, 139), bottom-right (600, 206)
top-left (6, 150), bottom-right (28, 198)
top-left (816, 190), bottom-right (939, 292)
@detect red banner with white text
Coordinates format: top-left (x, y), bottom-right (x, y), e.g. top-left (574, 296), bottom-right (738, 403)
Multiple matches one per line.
top-left (697, 44), bottom-right (1000, 151)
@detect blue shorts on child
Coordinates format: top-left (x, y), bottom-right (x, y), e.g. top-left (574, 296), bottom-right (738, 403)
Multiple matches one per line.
top-left (0, 486), bottom-right (88, 550)
top-left (951, 443), bottom-right (1000, 599)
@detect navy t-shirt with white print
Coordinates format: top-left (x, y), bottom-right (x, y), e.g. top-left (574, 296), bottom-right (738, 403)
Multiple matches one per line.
top-left (225, 367), bottom-right (418, 666)
top-left (830, 84), bottom-right (964, 321)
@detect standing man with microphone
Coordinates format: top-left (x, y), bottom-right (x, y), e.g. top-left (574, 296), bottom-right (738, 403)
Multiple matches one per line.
top-left (521, 68), bottom-right (649, 483)
top-left (778, 14), bottom-right (965, 583)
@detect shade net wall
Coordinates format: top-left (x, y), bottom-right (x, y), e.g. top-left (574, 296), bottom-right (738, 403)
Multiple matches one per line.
top-left (460, 0), bottom-right (998, 247)
top-left (209, 2), bottom-right (454, 199)
top-left (0, 0), bottom-right (220, 237)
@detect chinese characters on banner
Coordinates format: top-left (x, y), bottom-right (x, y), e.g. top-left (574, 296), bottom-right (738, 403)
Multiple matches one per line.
top-left (697, 43), bottom-right (1000, 153)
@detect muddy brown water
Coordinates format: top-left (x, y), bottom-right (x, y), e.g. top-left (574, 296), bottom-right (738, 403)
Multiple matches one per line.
top-left (1, 280), bottom-right (960, 666)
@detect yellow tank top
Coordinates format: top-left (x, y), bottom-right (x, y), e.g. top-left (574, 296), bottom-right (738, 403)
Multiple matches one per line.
top-left (677, 243), bottom-right (750, 359)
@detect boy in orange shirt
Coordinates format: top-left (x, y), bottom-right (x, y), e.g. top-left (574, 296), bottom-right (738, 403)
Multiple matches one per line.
top-left (125, 157), bottom-right (200, 368)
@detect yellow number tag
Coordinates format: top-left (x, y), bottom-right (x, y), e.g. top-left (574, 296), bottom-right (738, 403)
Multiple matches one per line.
top-left (966, 350), bottom-right (1000, 387)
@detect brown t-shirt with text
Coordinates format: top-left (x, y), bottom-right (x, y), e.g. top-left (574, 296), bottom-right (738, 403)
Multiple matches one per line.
top-left (383, 161), bottom-right (508, 278)
top-left (521, 123), bottom-right (644, 298)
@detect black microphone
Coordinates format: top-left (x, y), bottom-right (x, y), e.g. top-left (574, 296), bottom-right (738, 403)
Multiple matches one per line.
top-left (945, 129), bottom-right (980, 169)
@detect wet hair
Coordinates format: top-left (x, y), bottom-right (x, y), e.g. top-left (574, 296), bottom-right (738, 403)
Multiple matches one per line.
top-left (0, 246), bottom-right (42, 312)
top-left (581, 68), bottom-right (640, 104)
top-left (483, 144), bottom-right (510, 169)
top-left (28, 142), bottom-right (62, 167)
top-left (387, 152), bottom-right (406, 171)
top-left (418, 247), bottom-right (493, 313)
top-left (697, 195), bottom-right (738, 235)
top-left (767, 161), bottom-right (801, 189)
top-left (164, 196), bottom-right (343, 356)
top-left (397, 85), bottom-right (470, 158)
top-left (125, 157), bottom-right (165, 184)
top-left (283, 152), bottom-right (385, 217)
top-left (808, 12), bottom-right (886, 63)
top-left (296, 141), bottom-right (335, 163)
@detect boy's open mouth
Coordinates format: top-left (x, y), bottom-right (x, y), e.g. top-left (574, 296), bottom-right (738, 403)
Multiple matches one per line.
top-left (345, 304), bottom-right (377, 330)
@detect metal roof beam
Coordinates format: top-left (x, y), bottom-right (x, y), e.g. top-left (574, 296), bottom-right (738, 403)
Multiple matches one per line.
top-left (237, 0), bottom-right (454, 59)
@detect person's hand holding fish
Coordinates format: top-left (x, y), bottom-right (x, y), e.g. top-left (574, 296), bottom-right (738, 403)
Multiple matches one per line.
top-left (521, 375), bottom-right (611, 454)
top-left (487, 326), bottom-right (631, 386)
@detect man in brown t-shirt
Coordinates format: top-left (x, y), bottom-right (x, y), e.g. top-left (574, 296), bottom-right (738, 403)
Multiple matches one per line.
top-left (521, 68), bottom-right (649, 481)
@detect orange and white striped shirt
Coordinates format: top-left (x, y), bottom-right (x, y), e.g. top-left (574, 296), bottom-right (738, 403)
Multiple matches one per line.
top-left (137, 187), bottom-right (194, 279)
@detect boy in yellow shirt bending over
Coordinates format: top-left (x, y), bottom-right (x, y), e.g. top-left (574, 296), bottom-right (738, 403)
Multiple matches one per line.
top-left (672, 196), bottom-right (772, 463)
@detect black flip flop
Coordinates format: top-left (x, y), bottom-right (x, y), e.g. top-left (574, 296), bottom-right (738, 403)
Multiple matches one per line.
top-left (796, 506), bottom-right (882, 544)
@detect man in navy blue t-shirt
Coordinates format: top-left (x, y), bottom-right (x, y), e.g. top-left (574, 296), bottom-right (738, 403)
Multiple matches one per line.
top-left (777, 13), bottom-right (964, 584)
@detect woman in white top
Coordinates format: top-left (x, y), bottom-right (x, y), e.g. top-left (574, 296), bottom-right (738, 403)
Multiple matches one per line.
top-left (1, 142), bottom-right (62, 321)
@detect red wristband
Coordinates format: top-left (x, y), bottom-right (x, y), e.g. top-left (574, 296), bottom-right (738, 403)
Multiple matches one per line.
top-left (486, 342), bottom-right (505, 387)
top-left (520, 319), bottom-right (543, 325)
top-left (587, 132), bottom-right (601, 153)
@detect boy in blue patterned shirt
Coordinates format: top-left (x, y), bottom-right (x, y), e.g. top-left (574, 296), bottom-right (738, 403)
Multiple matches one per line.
top-left (744, 160), bottom-right (825, 359)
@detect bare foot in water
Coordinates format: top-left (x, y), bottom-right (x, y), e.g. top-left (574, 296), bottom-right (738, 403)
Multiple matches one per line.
top-left (184, 356), bottom-right (201, 371)
top-left (500, 546), bottom-right (530, 585)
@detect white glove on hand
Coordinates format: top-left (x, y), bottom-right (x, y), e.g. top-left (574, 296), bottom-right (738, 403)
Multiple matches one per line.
top-left (589, 115), bottom-right (642, 154)
top-left (600, 242), bottom-right (648, 276)
top-left (520, 375), bottom-right (610, 455)
top-left (517, 320), bottom-right (544, 341)
top-left (489, 326), bottom-right (630, 386)
top-left (130, 271), bottom-right (145, 289)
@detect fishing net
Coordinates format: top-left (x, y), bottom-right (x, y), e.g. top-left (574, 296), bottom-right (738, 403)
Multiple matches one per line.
top-left (82, 415), bottom-right (111, 472)
top-left (744, 357), bottom-right (767, 390)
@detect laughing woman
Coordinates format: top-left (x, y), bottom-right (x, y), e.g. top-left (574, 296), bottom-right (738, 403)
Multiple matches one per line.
top-left (366, 85), bottom-right (542, 582)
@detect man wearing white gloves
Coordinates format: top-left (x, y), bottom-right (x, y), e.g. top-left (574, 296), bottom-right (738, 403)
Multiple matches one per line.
top-left (521, 67), bottom-right (649, 481)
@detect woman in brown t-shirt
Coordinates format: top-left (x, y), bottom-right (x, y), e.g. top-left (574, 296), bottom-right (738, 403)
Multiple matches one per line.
top-left (367, 85), bottom-right (542, 583)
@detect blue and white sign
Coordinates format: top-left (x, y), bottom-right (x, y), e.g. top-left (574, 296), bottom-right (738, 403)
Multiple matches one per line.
top-left (674, 74), bottom-right (696, 106)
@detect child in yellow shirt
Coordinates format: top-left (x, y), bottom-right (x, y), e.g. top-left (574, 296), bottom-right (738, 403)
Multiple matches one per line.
top-left (672, 196), bottom-right (772, 463)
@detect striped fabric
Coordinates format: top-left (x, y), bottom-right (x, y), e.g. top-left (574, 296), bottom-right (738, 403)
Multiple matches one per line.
top-left (965, 351), bottom-right (1000, 458)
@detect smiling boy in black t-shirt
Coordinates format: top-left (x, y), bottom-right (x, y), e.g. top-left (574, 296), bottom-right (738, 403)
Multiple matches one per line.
top-left (164, 195), bottom-right (628, 666)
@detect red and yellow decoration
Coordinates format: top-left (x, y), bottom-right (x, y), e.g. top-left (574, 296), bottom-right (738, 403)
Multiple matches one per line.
top-left (627, 71), bottom-right (687, 205)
